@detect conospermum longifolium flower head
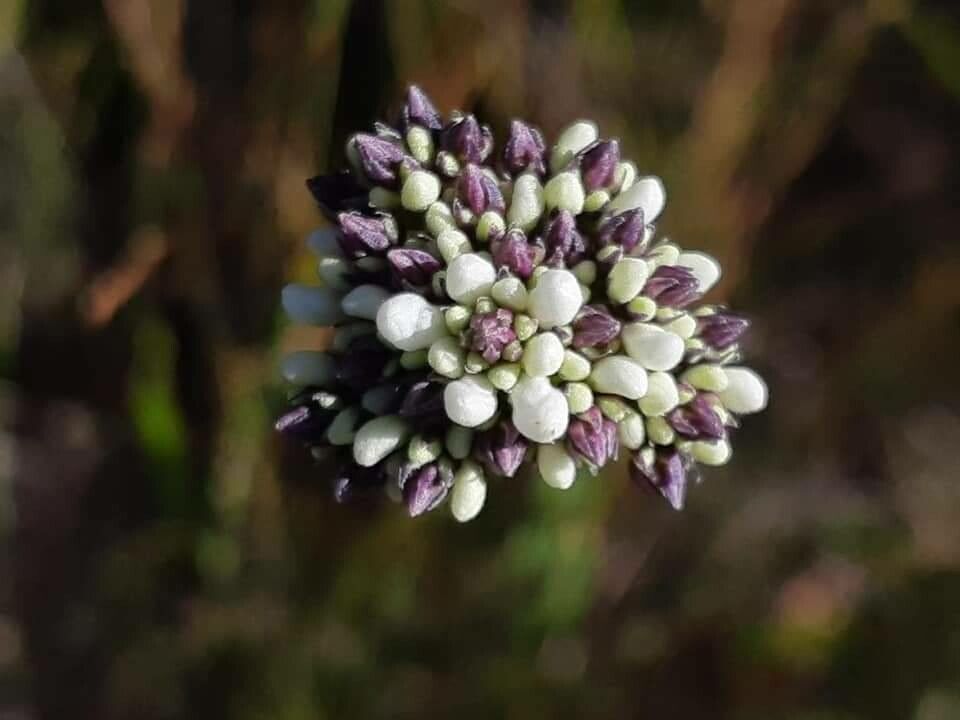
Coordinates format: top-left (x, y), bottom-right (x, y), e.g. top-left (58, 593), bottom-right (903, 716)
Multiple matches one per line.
top-left (277, 85), bottom-right (768, 520)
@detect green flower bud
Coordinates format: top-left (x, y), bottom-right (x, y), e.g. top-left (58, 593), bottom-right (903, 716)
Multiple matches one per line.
top-left (406, 125), bottom-right (434, 164)
top-left (513, 314), bottom-right (539, 342)
top-left (401, 170), bottom-right (441, 211)
top-left (464, 351), bottom-right (489, 374)
top-left (353, 415), bottom-right (409, 467)
top-left (445, 305), bottom-right (472, 334)
top-left (399, 349), bottom-right (429, 369)
top-left (435, 150), bottom-right (460, 178)
top-left (507, 173), bottom-right (544, 231)
top-left (476, 211), bottom-right (505, 243)
top-left (450, 460), bottom-right (487, 522)
top-left (617, 413), bottom-right (646, 450)
top-left (682, 364), bottom-right (729, 392)
top-left (614, 161), bottom-right (637, 192)
top-left (407, 434), bottom-right (443, 467)
top-left (550, 120), bottom-right (598, 172)
top-left (607, 257), bottom-right (650, 304)
top-left (583, 189), bottom-right (611, 213)
top-left (690, 439), bottom-right (732, 466)
top-left (522, 332), bottom-right (565, 377)
top-left (563, 382), bottom-right (594, 414)
top-left (488, 362), bottom-right (521, 391)
top-left (559, 349), bottom-right (592, 381)
top-left (646, 415), bottom-right (675, 446)
top-left (571, 260), bottom-right (598, 286)
top-left (543, 171), bottom-right (585, 215)
top-left (597, 395), bottom-right (631, 422)
top-left (491, 277), bottom-right (528, 311)
top-left (426, 201), bottom-right (456, 236)
top-left (437, 229), bottom-right (472, 263)
top-left (638, 371), bottom-right (680, 417)
top-left (428, 336), bottom-right (466, 379)
top-left (625, 295), bottom-right (657, 321)
top-left (326, 407), bottom-right (361, 445)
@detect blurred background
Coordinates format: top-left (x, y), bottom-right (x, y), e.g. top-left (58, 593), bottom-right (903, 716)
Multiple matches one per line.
top-left (2, 0), bottom-right (960, 717)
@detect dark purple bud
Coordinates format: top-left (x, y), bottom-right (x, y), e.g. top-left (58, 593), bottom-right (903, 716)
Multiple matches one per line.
top-left (458, 164), bottom-right (505, 216)
top-left (543, 210), bottom-right (588, 267)
top-left (630, 450), bottom-right (688, 510)
top-left (387, 248), bottom-right (442, 287)
top-left (402, 85), bottom-right (442, 130)
top-left (572, 305), bottom-right (622, 349)
top-left (333, 463), bottom-right (387, 503)
top-left (469, 308), bottom-right (516, 364)
top-left (399, 380), bottom-right (447, 429)
top-left (503, 120), bottom-right (546, 175)
top-left (441, 115), bottom-right (491, 164)
top-left (473, 420), bottom-right (528, 478)
top-left (337, 212), bottom-right (391, 258)
top-left (492, 228), bottom-right (536, 279)
top-left (275, 403), bottom-right (334, 444)
top-left (668, 393), bottom-right (726, 440)
top-left (567, 407), bottom-right (619, 470)
top-left (643, 265), bottom-right (701, 309)
top-left (597, 209), bottom-right (645, 253)
top-left (402, 462), bottom-right (452, 517)
top-left (580, 140), bottom-right (620, 191)
top-left (697, 310), bottom-right (750, 350)
top-left (306, 172), bottom-right (368, 221)
top-left (353, 133), bottom-right (408, 187)
top-left (335, 334), bottom-right (391, 388)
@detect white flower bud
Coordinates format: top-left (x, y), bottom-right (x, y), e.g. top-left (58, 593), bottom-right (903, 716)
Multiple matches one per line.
top-left (401, 170), bottom-right (441, 211)
top-left (445, 305), bottom-right (472, 334)
top-left (437, 229), bottom-right (472, 264)
top-left (621, 323), bottom-right (685, 371)
top-left (376, 293), bottom-right (447, 351)
top-left (281, 284), bottom-right (345, 326)
top-left (607, 257), bottom-right (650, 304)
top-left (571, 260), bottom-right (597, 286)
top-left (677, 251), bottom-right (721, 293)
top-left (550, 120), bottom-right (598, 171)
top-left (426, 201), bottom-right (456, 236)
top-left (428, 336), bottom-right (466, 379)
top-left (647, 241), bottom-right (680, 268)
top-left (488, 362), bottom-right (521, 391)
top-left (445, 425), bottom-right (474, 460)
top-left (407, 434), bottom-right (442, 467)
top-left (682, 364), bottom-right (729, 392)
top-left (660, 312), bottom-right (696, 339)
top-left (326, 407), bottom-right (361, 445)
top-left (510, 375), bottom-right (569, 443)
top-left (406, 125), bottom-right (434, 164)
top-left (443, 375), bottom-right (498, 427)
top-left (617, 413), bottom-right (646, 450)
top-left (589, 356), bottom-right (649, 399)
top-left (341, 284), bottom-right (391, 320)
top-left (306, 228), bottom-right (342, 257)
top-left (476, 211), bottom-right (505, 242)
top-left (626, 296), bottom-right (658, 322)
top-left (691, 438), bottom-right (732, 466)
top-left (491, 277), bottom-right (528, 311)
top-left (614, 161), bottom-right (637, 192)
top-left (638, 371), bottom-right (680, 417)
top-left (537, 442), bottom-right (577, 490)
top-left (607, 175), bottom-right (666, 223)
top-left (559, 350), bottom-right (592, 381)
top-left (563, 382), bottom-right (594, 415)
top-left (507, 173), bottom-right (545, 231)
top-left (583, 189), bottom-right (610, 213)
top-left (369, 187), bottom-right (400, 209)
top-left (646, 415), bottom-right (675, 445)
top-left (281, 351), bottom-right (334, 386)
top-left (522, 332), bottom-right (565, 377)
top-left (719, 367), bottom-right (768, 414)
top-left (527, 269), bottom-right (583, 328)
top-left (445, 253), bottom-right (496, 305)
top-left (450, 461), bottom-right (487, 522)
top-left (543, 171), bottom-right (585, 214)
top-left (353, 415), bottom-right (409, 467)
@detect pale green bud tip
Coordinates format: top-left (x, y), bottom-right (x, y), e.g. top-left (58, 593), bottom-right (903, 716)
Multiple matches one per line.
top-left (446, 253), bottom-right (496, 305)
top-left (514, 314), bottom-right (539, 341)
top-left (607, 175), bottom-right (666, 223)
top-left (563, 382), bottom-right (594, 415)
top-left (691, 439), bottom-right (732, 466)
top-left (488, 362), bottom-right (521, 391)
top-left (450, 461), bottom-right (487, 522)
top-left (719, 367), bottom-right (768, 415)
top-left (476, 211), bottom-right (505, 242)
top-left (528, 269), bottom-right (584, 328)
top-left (543, 172), bottom-right (586, 215)
top-left (407, 434), bottom-right (443, 467)
top-left (550, 120), bottom-right (598, 172)
top-left (369, 187), bottom-right (400, 209)
top-left (638, 371), bottom-right (680, 417)
top-left (626, 296), bottom-right (657, 321)
top-left (491, 277), bottom-right (528, 311)
top-left (401, 170), bottom-right (441, 211)
top-left (406, 126), bottom-right (434, 164)
top-left (621, 323), bottom-right (685, 371)
top-left (376, 293), bottom-right (447, 351)
top-left (522, 332), bottom-right (565, 377)
top-left (353, 415), bottom-right (409, 466)
top-left (437, 229), bottom-right (472, 264)
top-left (428, 336), bottom-right (466, 379)
top-left (537, 442), bottom-right (577, 490)
top-left (682, 364), bottom-right (728, 392)
top-left (443, 375), bottom-right (498, 427)
top-left (589, 356), bottom-right (649, 400)
top-left (445, 305), bottom-right (472, 334)
top-left (559, 350), bottom-right (592, 381)
top-left (507, 174), bottom-right (545, 231)
top-left (607, 257), bottom-right (650, 304)
top-left (646, 416), bottom-right (675, 446)
top-left (425, 201), bottom-right (456, 235)
top-left (399, 349), bottom-right (428, 369)
top-left (617, 414), bottom-right (646, 450)
top-left (677, 251), bottom-right (721, 294)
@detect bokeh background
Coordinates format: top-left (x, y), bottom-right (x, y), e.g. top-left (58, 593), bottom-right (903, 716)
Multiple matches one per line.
top-left (2, 0), bottom-right (960, 717)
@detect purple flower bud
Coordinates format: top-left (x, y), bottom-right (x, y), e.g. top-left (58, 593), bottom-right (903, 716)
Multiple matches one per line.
top-left (337, 212), bottom-right (391, 258)
top-left (469, 308), bottom-right (516, 363)
top-left (352, 133), bottom-right (408, 187)
top-left (306, 172), bottom-right (368, 221)
top-left (399, 380), bottom-right (447, 429)
top-left (502, 120), bottom-right (546, 176)
top-left (697, 310), bottom-right (750, 350)
top-left (402, 85), bottom-right (442, 130)
top-left (402, 462), bottom-right (452, 517)
top-left (642, 265), bottom-right (701, 309)
top-left (543, 210), bottom-right (587, 266)
top-left (458, 164), bottom-right (505, 216)
top-left (333, 463), bottom-right (387, 503)
top-left (474, 420), bottom-right (529, 478)
top-left (335, 334), bottom-right (392, 387)
top-left (667, 393), bottom-right (726, 440)
top-left (580, 140), bottom-right (620, 191)
top-left (630, 450), bottom-right (688, 510)
top-left (568, 407), bottom-right (619, 470)
top-left (275, 402), bottom-right (334, 444)
top-left (492, 228), bottom-right (536, 279)
top-left (572, 305), bottom-right (622, 349)
top-left (387, 247), bottom-right (442, 287)
top-left (597, 209), bottom-right (645, 253)
top-left (441, 115), bottom-right (492, 164)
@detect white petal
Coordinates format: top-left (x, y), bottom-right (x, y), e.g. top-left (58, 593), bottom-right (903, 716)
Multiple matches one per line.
top-left (621, 323), bottom-right (685, 371)
top-left (677, 251), bottom-right (721, 293)
top-left (527, 269), bottom-right (583, 328)
top-left (341, 284), bottom-right (391, 320)
top-left (537, 442), bottom-right (577, 489)
top-left (281, 284), bottom-right (345, 325)
top-left (446, 253), bottom-right (496, 305)
top-left (443, 375), bottom-right (498, 427)
top-left (353, 415), bottom-right (409, 467)
top-left (719, 367), bottom-right (768, 414)
top-left (607, 176), bottom-right (666, 222)
top-left (589, 356), bottom-right (649, 399)
top-left (450, 461), bottom-right (487, 522)
top-left (281, 351), bottom-right (334, 386)
top-left (638, 371), bottom-right (680, 416)
top-left (511, 375), bottom-right (569, 443)
top-left (376, 293), bottom-right (447, 352)
top-left (522, 332), bottom-right (564, 377)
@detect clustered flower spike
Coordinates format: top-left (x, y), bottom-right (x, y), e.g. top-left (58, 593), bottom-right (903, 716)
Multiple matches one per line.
top-left (278, 85), bottom-right (768, 520)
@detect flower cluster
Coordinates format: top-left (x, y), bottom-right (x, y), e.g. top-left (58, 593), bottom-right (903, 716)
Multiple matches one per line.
top-left (277, 86), bottom-right (768, 520)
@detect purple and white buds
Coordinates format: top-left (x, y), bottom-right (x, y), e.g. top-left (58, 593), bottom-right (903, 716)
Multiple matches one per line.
top-left (503, 120), bottom-right (547, 176)
top-left (387, 247), bottom-right (442, 287)
top-left (580, 140), bottom-right (620, 191)
top-left (572, 305), bottom-right (621, 349)
top-left (474, 420), bottom-right (529, 478)
top-left (338, 212), bottom-right (392, 257)
top-left (667, 393), bottom-right (726, 440)
top-left (402, 462), bottom-right (452, 517)
top-left (469, 308), bottom-right (517, 363)
top-left (630, 449), bottom-right (688, 510)
top-left (352, 133), bottom-right (408, 187)
top-left (697, 309), bottom-right (750, 350)
top-left (567, 407), bottom-right (619, 470)
top-left (442, 115), bottom-right (493, 164)
top-left (402, 85), bottom-right (442, 130)
top-left (492, 229), bottom-right (537, 279)
top-left (458, 164), bottom-right (505, 216)
top-left (543, 210), bottom-right (587, 267)
top-left (597, 209), bottom-right (646, 253)
top-left (643, 265), bottom-right (702, 308)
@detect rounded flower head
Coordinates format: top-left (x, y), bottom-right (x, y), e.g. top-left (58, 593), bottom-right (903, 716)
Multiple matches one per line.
top-left (278, 85), bottom-right (768, 519)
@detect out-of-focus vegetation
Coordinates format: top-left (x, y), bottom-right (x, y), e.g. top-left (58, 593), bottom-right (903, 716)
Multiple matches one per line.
top-left (2, 0), bottom-right (960, 717)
